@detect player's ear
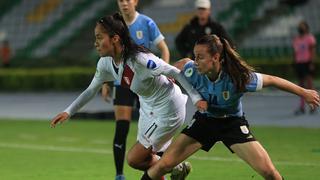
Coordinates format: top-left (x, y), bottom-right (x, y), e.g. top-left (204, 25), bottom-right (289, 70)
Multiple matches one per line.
top-left (212, 52), bottom-right (220, 62)
top-left (112, 35), bottom-right (121, 44)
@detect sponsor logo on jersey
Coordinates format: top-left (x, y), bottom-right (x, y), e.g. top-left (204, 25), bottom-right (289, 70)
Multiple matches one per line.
top-left (222, 91), bottom-right (230, 100)
top-left (147, 60), bottom-right (157, 69)
top-left (240, 125), bottom-right (249, 134)
top-left (184, 67), bottom-right (193, 77)
top-left (136, 31), bottom-right (143, 39)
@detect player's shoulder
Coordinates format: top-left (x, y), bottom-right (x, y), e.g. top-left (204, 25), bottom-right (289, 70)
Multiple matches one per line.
top-left (137, 13), bottom-right (154, 22)
top-left (97, 56), bottom-right (113, 68)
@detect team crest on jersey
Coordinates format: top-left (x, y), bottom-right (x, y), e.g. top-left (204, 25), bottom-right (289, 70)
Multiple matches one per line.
top-left (136, 31), bottom-right (143, 39)
top-left (147, 60), bottom-right (157, 69)
top-left (184, 67), bottom-right (193, 77)
top-left (240, 125), bottom-right (249, 134)
top-left (222, 91), bottom-right (230, 100)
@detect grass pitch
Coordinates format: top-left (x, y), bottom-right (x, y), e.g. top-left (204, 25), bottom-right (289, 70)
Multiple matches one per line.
top-left (0, 119), bottom-right (319, 180)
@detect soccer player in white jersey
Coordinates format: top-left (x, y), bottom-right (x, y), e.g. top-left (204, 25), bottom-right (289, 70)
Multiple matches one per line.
top-left (100, 1), bottom-right (170, 179)
top-left (50, 12), bottom-right (207, 179)
top-left (141, 35), bottom-right (320, 180)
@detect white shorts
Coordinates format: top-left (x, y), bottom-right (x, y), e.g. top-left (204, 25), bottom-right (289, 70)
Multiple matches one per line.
top-left (137, 92), bottom-right (187, 152)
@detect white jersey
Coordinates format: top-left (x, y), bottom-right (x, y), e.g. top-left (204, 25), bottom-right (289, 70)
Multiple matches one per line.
top-left (63, 52), bottom-right (202, 151)
top-left (64, 52), bottom-right (201, 117)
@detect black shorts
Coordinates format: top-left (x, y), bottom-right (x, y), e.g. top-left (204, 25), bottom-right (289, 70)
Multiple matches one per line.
top-left (181, 111), bottom-right (256, 153)
top-left (294, 62), bottom-right (313, 78)
top-left (113, 85), bottom-right (139, 107)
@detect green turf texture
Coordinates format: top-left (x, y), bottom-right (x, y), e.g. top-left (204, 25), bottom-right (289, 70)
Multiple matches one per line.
top-left (0, 119), bottom-right (319, 180)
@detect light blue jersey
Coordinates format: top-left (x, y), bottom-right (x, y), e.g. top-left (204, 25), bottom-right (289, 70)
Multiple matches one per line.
top-left (128, 12), bottom-right (164, 48)
top-left (115, 12), bottom-right (164, 85)
top-left (182, 61), bottom-right (263, 118)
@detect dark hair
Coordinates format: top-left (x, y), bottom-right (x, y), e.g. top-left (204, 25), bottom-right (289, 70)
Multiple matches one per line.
top-left (298, 20), bottom-right (309, 32)
top-left (98, 12), bottom-right (150, 63)
top-left (195, 34), bottom-right (255, 92)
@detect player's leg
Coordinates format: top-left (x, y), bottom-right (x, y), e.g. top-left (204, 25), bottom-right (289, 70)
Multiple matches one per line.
top-left (141, 134), bottom-right (201, 180)
top-left (231, 141), bottom-right (282, 180)
top-left (113, 86), bottom-right (136, 179)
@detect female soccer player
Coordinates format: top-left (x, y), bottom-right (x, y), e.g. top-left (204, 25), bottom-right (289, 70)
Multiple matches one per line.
top-left (101, 1), bottom-right (170, 179)
top-left (50, 12), bottom-right (206, 179)
top-left (141, 35), bottom-right (320, 180)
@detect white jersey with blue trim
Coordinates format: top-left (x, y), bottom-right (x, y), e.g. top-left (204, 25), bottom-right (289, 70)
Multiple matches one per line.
top-left (182, 61), bottom-right (263, 117)
top-left (64, 53), bottom-right (201, 117)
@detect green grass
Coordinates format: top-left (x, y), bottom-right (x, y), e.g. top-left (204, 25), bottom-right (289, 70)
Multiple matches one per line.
top-left (0, 119), bottom-right (319, 180)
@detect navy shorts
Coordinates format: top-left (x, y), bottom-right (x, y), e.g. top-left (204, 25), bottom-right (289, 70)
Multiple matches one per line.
top-left (113, 85), bottom-right (139, 107)
top-left (294, 62), bottom-right (313, 78)
top-left (181, 111), bottom-right (256, 153)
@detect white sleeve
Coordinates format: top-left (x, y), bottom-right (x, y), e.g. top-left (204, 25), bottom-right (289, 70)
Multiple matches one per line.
top-left (136, 53), bottom-right (202, 105)
top-left (63, 79), bottom-right (102, 116)
top-left (63, 58), bottom-right (115, 115)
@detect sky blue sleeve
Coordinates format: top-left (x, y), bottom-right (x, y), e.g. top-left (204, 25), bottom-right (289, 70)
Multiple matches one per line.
top-left (246, 72), bottom-right (263, 92)
top-left (147, 18), bottom-right (163, 44)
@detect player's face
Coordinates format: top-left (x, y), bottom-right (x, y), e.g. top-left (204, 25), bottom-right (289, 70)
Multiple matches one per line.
top-left (117, 0), bottom-right (138, 16)
top-left (193, 44), bottom-right (216, 74)
top-left (94, 24), bottom-right (115, 57)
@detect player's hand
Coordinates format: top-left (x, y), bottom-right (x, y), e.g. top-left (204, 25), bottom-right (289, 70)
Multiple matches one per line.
top-left (304, 89), bottom-right (320, 110)
top-left (196, 100), bottom-right (208, 113)
top-left (101, 83), bottom-right (111, 102)
top-left (50, 112), bottom-right (70, 128)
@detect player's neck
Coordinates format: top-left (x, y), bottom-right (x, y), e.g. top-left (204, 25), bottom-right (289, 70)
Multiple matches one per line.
top-left (123, 11), bottom-right (137, 24)
top-left (207, 67), bottom-right (221, 82)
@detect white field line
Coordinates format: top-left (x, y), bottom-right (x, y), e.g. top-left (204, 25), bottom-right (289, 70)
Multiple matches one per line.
top-left (0, 142), bottom-right (319, 167)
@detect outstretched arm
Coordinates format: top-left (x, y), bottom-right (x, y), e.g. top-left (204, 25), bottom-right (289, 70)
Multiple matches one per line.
top-left (262, 74), bottom-right (320, 109)
top-left (50, 81), bottom-right (102, 128)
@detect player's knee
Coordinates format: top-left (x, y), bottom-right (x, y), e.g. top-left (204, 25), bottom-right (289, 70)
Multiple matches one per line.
top-left (126, 153), bottom-right (139, 169)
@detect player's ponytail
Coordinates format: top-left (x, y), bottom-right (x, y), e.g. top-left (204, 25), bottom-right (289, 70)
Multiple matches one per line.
top-left (196, 35), bottom-right (254, 92)
top-left (220, 37), bottom-right (254, 92)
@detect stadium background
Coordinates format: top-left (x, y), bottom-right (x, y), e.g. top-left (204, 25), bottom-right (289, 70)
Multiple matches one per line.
top-left (0, 0), bottom-right (320, 90)
top-left (0, 1), bottom-right (320, 179)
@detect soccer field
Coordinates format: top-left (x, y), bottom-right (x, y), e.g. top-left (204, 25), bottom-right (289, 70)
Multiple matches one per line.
top-left (0, 119), bottom-right (319, 180)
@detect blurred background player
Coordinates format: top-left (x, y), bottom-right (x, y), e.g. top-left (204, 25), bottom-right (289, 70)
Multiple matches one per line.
top-left (175, 0), bottom-right (233, 59)
top-left (292, 20), bottom-right (317, 115)
top-left (0, 40), bottom-right (11, 68)
top-left (101, 1), bottom-right (170, 179)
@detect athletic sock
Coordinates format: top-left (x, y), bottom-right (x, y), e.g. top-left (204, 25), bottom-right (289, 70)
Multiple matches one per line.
top-left (113, 120), bottom-right (130, 175)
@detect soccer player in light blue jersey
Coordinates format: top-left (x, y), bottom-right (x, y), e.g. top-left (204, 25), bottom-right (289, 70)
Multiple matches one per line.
top-left (100, 1), bottom-right (170, 180)
top-left (141, 34), bottom-right (320, 180)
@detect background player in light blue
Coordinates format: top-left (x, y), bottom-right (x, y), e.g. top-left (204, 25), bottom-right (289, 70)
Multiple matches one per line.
top-left (141, 34), bottom-right (320, 180)
top-left (101, 1), bottom-right (170, 180)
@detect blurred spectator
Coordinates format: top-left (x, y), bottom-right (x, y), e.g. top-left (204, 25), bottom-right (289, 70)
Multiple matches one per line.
top-left (175, 0), bottom-right (233, 59)
top-left (292, 20), bottom-right (317, 115)
top-left (0, 40), bottom-right (11, 68)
